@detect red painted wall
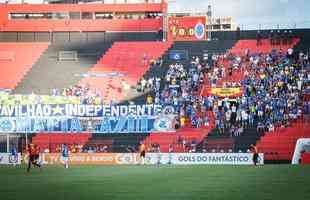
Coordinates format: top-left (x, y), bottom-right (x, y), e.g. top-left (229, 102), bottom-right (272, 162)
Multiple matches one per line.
top-left (0, 3), bottom-right (166, 32)
top-left (301, 153), bottom-right (310, 164)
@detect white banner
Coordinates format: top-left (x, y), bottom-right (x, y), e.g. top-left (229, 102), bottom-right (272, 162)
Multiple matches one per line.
top-left (169, 153), bottom-right (264, 165)
top-left (116, 153), bottom-right (264, 165)
top-left (0, 153), bottom-right (21, 165)
top-left (40, 153), bottom-right (264, 165)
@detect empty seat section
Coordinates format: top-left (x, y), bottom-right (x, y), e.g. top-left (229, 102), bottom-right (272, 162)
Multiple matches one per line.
top-left (79, 41), bottom-right (172, 103)
top-left (0, 42), bottom-right (49, 89)
top-left (32, 133), bottom-right (91, 153)
top-left (145, 111), bottom-right (215, 152)
top-left (256, 122), bottom-right (310, 161)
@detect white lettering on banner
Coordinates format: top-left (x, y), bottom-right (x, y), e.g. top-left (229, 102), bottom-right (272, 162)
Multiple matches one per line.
top-left (146, 105), bottom-right (153, 115)
top-left (0, 104), bottom-right (168, 117)
top-left (19, 105), bottom-right (27, 116)
top-left (171, 153), bottom-right (263, 165)
top-left (78, 105), bottom-right (85, 116)
top-left (0, 153), bottom-right (21, 165)
top-left (86, 105), bottom-right (95, 116)
top-left (116, 153), bottom-right (139, 164)
top-left (102, 105), bottom-right (110, 116)
top-left (111, 106), bottom-right (120, 117)
top-left (43, 105), bottom-right (52, 116)
top-left (41, 153), bottom-right (264, 165)
top-left (7, 106), bottom-right (14, 116)
top-left (120, 105), bottom-right (128, 116)
top-left (27, 105), bottom-right (35, 117)
top-left (118, 153), bottom-right (264, 165)
top-left (137, 105), bottom-right (146, 116)
top-left (128, 105), bottom-right (137, 115)
top-left (176, 155), bottom-right (250, 163)
top-left (1, 106), bottom-right (8, 116)
top-left (94, 105), bottom-right (102, 115)
top-left (67, 104), bottom-right (77, 116)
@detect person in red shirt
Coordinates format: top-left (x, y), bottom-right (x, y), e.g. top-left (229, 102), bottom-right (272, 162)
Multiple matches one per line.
top-left (250, 144), bottom-right (259, 166)
top-left (34, 145), bottom-right (40, 161)
top-left (139, 142), bottom-right (146, 165)
top-left (27, 144), bottom-right (41, 172)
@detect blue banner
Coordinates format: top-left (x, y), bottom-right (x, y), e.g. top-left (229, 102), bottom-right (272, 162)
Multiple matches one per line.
top-left (0, 104), bottom-right (176, 133)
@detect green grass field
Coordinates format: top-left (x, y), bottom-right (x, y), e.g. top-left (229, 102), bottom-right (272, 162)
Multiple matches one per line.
top-left (1, 165), bottom-right (310, 200)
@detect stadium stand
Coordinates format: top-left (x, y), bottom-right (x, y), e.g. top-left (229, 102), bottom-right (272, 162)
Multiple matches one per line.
top-left (205, 126), bottom-right (263, 153)
top-left (32, 133), bottom-right (91, 153)
top-left (13, 32), bottom-right (161, 94)
top-left (202, 137), bottom-right (234, 153)
top-left (13, 41), bottom-right (113, 94)
top-left (200, 37), bottom-right (303, 156)
top-left (257, 122), bottom-right (310, 161)
top-left (0, 42), bottom-right (49, 89)
top-left (0, 0), bottom-right (309, 163)
top-left (86, 133), bottom-right (149, 153)
top-left (142, 40), bottom-right (237, 152)
top-left (79, 41), bottom-right (172, 103)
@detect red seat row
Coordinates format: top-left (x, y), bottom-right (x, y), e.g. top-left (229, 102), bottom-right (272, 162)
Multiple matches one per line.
top-left (256, 122), bottom-right (310, 161)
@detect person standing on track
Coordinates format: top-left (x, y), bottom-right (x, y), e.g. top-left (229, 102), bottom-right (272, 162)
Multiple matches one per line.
top-left (10, 147), bottom-right (18, 167)
top-left (139, 142), bottom-right (146, 165)
top-left (27, 144), bottom-right (42, 172)
top-left (61, 144), bottom-right (69, 169)
top-left (250, 144), bottom-right (259, 166)
top-left (156, 144), bottom-right (161, 167)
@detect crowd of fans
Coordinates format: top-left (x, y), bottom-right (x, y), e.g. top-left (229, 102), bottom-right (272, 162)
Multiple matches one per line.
top-left (209, 49), bottom-right (309, 135)
top-left (154, 57), bottom-right (210, 128)
top-left (144, 43), bottom-right (310, 140)
top-left (52, 84), bottom-right (103, 105)
top-left (143, 44), bottom-right (310, 152)
top-left (35, 45), bottom-right (309, 154)
top-left (0, 84), bottom-right (104, 105)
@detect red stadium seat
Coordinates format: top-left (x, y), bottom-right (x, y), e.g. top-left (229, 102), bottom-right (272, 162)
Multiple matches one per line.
top-left (144, 111), bottom-right (215, 152)
top-left (32, 133), bottom-right (91, 153)
top-left (257, 123), bottom-right (310, 161)
top-left (79, 41), bottom-right (172, 103)
top-left (0, 42), bottom-right (49, 89)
